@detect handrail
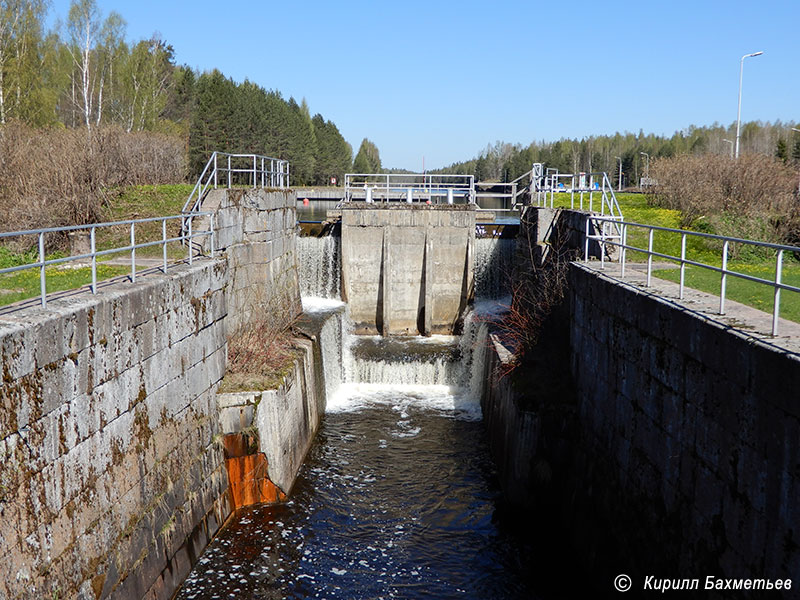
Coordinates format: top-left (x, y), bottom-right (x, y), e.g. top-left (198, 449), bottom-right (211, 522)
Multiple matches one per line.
top-left (182, 151), bottom-right (290, 214)
top-left (585, 215), bottom-right (800, 336)
top-left (0, 212), bottom-right (215, 309)
top-left (531, 168), bottom-right (623, 222)
top-left (344, 172), bottom-right (476, 204)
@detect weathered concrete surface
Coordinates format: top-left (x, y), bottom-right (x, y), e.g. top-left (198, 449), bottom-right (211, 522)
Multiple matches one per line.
top-left (198, 188), bottom-right (302, 333)
top-left (217, 332), bottom-right (330, 497)
top-left (0, 187), bottom-right (302, 600)
top-left (0, 260), bottom-right (231, 600)
top-left (565, 262), bottom-right (800, 582)
top-left (341, 203), bottom-right (476, 335)
top-left (482, 206), bottom-right (800, 586)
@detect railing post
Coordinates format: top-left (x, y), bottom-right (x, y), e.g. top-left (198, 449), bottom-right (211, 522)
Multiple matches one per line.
top-left (227, 155), bottom-right (231, 188)
top-left (210, 213), bottom-right (216, 258)
top-left (600, 222), bottom-right (606, 269)
top-left (188, 217), bottom-right (193, 265)
top-left (679, 233), bottom-right (686, 299)
top-left (163, 219), bottom-right (168, 273)
top-left (253, 155), bottom-right (257, 189)
top-left (646, 228), bottom-right (654, 287)
top-left (39, 232), bottom-right (46, 307)
top-left (447, 188), bottom-right (454, 205)
top-left (620, 223), bottom-right (627, 278)
top-left (406, 188), bottom-right (413, 204)
top-left (213, 153), bottom-right (218, 189)
top-left (90, 226), bottom-right (97, 294)
top-left (719, 240), bottom-right (729, 314)
top-left (261, 157), bottom-right (265, 188)
top-left (130, 222), bottom-right (136, 283)
top-left (773, 249), bottom-right (783, 336)
top-left (584, 217), bottom-right (590, 261)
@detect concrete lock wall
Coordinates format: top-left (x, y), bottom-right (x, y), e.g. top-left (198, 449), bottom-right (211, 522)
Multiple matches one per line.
top-left (341, 204), bottom-right (476, 335)
top-left (198, 188), bottom-right (301, 333)
top-left (481, 207), bottom-right (800, 583)
top-left (0, 188), bottom-right (301, 600)
top-left (566, 263), bottom-right (800, 581)
top-left (0, 260), bottom-right (230, 600)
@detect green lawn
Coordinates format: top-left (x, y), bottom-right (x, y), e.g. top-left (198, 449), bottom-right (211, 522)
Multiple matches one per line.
top-left (652, 263), bottom-right (800, 324)
top-left (0, 263), bottom-right (131, 307)
top-left (99, 184), bottom-right (195, 258)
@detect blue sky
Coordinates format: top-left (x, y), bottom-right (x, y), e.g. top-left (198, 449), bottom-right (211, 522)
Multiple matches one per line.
top-left (50, 0), bottom-right (799, 170)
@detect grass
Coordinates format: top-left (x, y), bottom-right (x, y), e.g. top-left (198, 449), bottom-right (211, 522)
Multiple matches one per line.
top-left (0, 263), bottom-right (130, 306)
top-left (98, 184), bottom-right (195, 258)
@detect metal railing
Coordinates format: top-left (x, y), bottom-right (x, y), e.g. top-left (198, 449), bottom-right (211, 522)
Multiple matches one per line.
top-left (474, 168), bottom-right (536, 213)
top-left (534, 169), bottom-right (624, 220)
top-left (0, 213), bottom-right (215, 308)
top-left (344, 173), bottom-right (475, 204)
top-left (585, 216), bottom-right (800, 336)
top-left (182, 152), bottom-right (290, 214)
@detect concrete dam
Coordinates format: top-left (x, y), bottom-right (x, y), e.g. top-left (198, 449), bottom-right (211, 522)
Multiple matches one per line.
top-left (2, 185), bottom-right (800, 599)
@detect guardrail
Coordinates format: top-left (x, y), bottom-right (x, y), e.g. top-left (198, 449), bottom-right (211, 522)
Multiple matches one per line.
top-left (0, 213), bottom-right (215, 308)
top-left (534, 170), bottom-right (623, 220)
top-left (585, 216), bottom-right (800, 336)
top-left (344, 173), bottom-right (475, 204)
top-left (182, 152), bottom-right (290, 214)
top-left (474, 168), bottom-right (536, 212)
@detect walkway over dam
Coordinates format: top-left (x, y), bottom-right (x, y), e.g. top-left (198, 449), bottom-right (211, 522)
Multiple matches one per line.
top-left (1, 158), bottom-right (799, 598)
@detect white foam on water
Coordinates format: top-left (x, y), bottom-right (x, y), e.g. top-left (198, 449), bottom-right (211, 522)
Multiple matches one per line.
top-left (326, 383), bottom-right (482, 422)
top-left (302, 297), bottom-right (345, 312)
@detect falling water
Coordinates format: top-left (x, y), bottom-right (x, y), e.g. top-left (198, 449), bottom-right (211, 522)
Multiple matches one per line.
top-left (474, 237), bottom-right (515, 300)
top-left (297, 234), bottom-right (341, 299)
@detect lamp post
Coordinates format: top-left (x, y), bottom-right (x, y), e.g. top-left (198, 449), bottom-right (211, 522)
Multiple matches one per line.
top-left (640, 152), bottom-right (650, 188)
top-left (614, 156), bottom-right (622, 191)
top-left (791, 128), bottom-right (800, 194)
top-left (735, 51), bottom-right (764, 159)
top-left (722, 138), bottom-right (734, 158)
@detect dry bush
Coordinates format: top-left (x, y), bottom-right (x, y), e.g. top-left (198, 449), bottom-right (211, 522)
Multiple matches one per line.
top-left (490, 216), bottom-right (571, 379)
top-left (221, 315), bottom-right (299, 393)
top-left (0, 121), bottom-right (186, 244)
top-left (650, 153), bottom-right (800, 245)
top-left (220, 283), bottom-right (302, 393)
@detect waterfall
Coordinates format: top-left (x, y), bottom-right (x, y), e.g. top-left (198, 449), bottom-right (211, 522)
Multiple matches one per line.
top-left (348, 336), bottom-right (462, 386)
top-left (298, 234), bottom-right (341, 299)
top-left (300, 231), bottom-right (511, 422)
top-left (474, 238), bottom-right (515, 300)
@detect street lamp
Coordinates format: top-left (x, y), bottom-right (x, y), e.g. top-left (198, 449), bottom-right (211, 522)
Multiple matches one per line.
top-left (640, 152), bottom-right (650, 187)
top-left (722, 138), bottom-right (734, 159)
top-left (614, 156), bottom-right (622, 191)
top-left (791, 128), bottom-right (800, 194)
top-left (735, 51), bottom-right (764, 159)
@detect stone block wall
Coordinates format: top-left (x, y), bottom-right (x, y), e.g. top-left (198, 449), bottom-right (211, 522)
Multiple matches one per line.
top-left (566, 263), bottom-right (800, 582)
top-left (199, 188), bottom-right (301, 333)
top-left (0, 260), bottom-right (231, 600)
top-left (0, 186), bottom-right (304, 600)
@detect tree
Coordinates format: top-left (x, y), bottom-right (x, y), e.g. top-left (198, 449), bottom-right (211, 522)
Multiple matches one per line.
top-left (66, 0), bottom-right (101, 128)
top-left (776, 139), bottom-right (788, 164)
top-left (312, 113), bottom-right (351, 184)
top-left (353, 138), bottom-right (381, 173)
top-left (0, 0), bottom-right (49, 124)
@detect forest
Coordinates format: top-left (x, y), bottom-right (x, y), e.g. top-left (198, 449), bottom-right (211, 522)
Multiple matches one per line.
top-left (436, 122), bottom-right (800, 186)
top-left (0, 0), bottom-right (355, 186)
